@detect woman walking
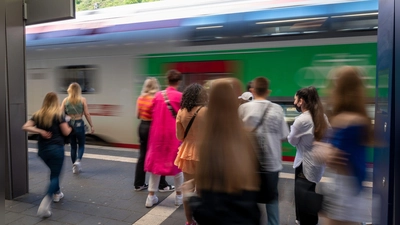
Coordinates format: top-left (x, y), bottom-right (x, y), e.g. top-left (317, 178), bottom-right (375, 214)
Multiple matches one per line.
top-left (61, 82), bottom-right (94, 174)
top-left (134, 77), bottom-right (172, 191)
top-left (175, 83), bottom-right (208, 225)
top-left (288, 86), bottom-right (330, 225)
top-left (22, 92), bottom-right (72, 217)
top-left (320, 66), bottom-right (373, 225)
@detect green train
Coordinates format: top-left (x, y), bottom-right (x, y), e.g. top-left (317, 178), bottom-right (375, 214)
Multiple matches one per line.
top-left (142, 39), bottom-right (376, 162)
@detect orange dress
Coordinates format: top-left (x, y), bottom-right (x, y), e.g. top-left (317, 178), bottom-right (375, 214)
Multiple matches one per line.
top-left (174, 106), bottom-right (207, 175)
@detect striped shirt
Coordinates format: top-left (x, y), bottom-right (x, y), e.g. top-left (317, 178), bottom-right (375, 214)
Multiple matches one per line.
top-left (137, 95), bottom-right (154, 120)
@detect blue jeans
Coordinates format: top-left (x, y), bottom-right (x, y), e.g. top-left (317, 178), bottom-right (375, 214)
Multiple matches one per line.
top-left (265, 171), bottom-right (280, 225)
top-left (70, 119), bottom-right (86, 163)
top-left (38, 144), bottom-right (65, 196)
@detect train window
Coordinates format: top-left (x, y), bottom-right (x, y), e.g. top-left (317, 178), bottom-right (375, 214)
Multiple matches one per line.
top-left (280, 103), bottom-right (301, 128)
top-left (57, 65), bottom-right (99, 94)
top-left (164, 61), bottom-right (234, 91)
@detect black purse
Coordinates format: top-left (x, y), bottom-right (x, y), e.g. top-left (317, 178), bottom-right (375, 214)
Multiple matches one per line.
top-left (295, 176), bottom-right (323, 215)
top-left (252, 103), bottom-right (275, 204)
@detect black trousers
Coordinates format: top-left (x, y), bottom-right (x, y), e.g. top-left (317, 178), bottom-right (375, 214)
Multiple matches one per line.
top-left (134, 120), bottom-right (169, 188)
top-left (295, 164), bottom-right (318, 225)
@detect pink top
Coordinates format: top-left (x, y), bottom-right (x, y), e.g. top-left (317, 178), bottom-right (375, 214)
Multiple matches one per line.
top-left (145, 86), bottom-right (182, 176)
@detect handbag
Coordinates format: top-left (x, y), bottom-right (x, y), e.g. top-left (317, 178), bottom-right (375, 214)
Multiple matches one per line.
top-left (63, 103), bottom-right (81, 145)
top-left (63, 117), bottom-right (75, 145)
top-left (295, 174), bottom-right (323, 215)
top-left (251, 103), bottom-right (275, 203)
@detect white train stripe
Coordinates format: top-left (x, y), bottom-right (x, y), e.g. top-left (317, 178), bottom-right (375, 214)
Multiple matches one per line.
top-left (27, 148), bottom-right (373, 187)
top-left (132, 193), bottom-right (179, 225)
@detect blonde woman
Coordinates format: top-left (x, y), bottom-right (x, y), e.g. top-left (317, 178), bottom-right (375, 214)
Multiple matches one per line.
top-left (61, 82), bottom-right (94, 174)
top-left (182, 79), bottom-right (260, 225)
top-left (134, 77), bottom-right (171, 191)
top-left (22, 92), bottom-right (72, 217)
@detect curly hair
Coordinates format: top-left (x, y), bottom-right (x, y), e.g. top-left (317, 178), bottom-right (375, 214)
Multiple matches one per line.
top-left (180, 83), bottom-right (208, 112)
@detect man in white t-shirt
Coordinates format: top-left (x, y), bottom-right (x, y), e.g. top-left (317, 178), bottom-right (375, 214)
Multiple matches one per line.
top-left (238, 77), bottom-right (289, 225)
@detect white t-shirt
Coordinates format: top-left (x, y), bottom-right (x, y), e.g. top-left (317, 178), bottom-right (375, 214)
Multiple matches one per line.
top-left (239, 100), bottom-right (289, 172)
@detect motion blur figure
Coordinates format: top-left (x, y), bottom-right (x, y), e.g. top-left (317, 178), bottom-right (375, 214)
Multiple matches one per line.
top-left (175, 83), bottom-right (208, 225)
top-left (182, 78), bottom-right (260, 225)
top-left (288, 86), bottom-right (330, 225)
top-left (22, 92), bottom-right (72, 218)
top-left (61, 82), bottom-right (95, 174)
top-left (145, 70), bottom-right (184, 208)
top-left (134, 77), bottom-right (170, 191)
top-left (320, 66), bottom-right (373, 225)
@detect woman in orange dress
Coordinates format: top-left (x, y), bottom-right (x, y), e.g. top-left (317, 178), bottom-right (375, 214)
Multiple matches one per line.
top-left (175, 83), bottom-right (208, 225)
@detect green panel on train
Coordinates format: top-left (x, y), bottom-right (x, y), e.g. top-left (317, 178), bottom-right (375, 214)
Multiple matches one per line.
top-left (143, 42), bottom-right (376, 163)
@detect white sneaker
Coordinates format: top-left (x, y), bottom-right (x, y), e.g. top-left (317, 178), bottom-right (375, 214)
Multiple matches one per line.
top-left (73, 160), bottom-right (81, 174)
top-left (295, 220), bottom-right (300, 225)
top-left (145, 195), bottom-right (158, 208)
top-left (37, 196), bottom-right (52, 218)
top-left (53, 192), bottom-right (64, 203)
top-left (175, 194), bottom-right (183, 206)
top-left (72, 164), bottom-right (78, 174)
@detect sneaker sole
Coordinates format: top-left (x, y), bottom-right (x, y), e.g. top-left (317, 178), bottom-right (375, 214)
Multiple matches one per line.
top-left (135, 188), bottom-right (147, 192)
top-left (159, 189), bottom-right (175, 193)
top-left (37, 210), bottom-right (52, 218)
top-left (53, 195), bottom-right (64, 203)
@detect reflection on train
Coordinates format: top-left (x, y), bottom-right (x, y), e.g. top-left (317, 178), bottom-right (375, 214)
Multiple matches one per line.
top-left (25, 0), bottom-right (377, 163)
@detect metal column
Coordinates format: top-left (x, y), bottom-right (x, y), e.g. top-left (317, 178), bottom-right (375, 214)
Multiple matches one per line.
top-left (374, 0), bottom-right (400, 224)
top-left (2, 0), bottom-right (29, 200)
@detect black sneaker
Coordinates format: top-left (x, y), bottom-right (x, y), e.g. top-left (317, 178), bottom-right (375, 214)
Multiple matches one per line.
top-left (135, 183), bottom-right (149, 191)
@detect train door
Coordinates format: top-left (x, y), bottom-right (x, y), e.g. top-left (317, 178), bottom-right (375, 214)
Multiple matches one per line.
top-left (164, 60), bottom-right (236, 90)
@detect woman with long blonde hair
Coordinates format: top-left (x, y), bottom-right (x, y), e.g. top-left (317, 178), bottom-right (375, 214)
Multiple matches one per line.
top-left (182, 78), bottom-right (260, 225)
top-left (23, 92), bottom-right (72, 218)
top-left (134, 77), bottom-right (172, 191)
top-left (61, 82), bottom-right (94, 174)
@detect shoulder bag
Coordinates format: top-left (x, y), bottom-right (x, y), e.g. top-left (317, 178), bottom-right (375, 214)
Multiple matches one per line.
top-left (183, 106), bottom-right (203, 139)
top-left (251, 103), bottom-right (275, 203)
top-left (162, 90), bottom-right (177, 118)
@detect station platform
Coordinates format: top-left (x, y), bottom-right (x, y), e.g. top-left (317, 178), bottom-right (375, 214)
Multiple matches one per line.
top-left (5, 141), bottom-right (373, 225)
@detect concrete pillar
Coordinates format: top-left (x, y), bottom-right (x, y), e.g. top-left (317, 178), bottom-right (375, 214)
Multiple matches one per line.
top-left (2, 0), bottom-right (29, 200)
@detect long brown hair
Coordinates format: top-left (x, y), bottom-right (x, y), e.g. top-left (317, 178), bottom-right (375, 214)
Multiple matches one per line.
top-left (34, 92), bottom-right (62, 128)
top-left (296, 86), bottom-right (328, 141)
top-left (330, 66), bottom-right (372, 143)
top-left (196, 78), bottom-right (259, 194)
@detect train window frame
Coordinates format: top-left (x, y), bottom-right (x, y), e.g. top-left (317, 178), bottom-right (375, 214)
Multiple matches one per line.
top-left (56, 65), bottom-right (99, 94)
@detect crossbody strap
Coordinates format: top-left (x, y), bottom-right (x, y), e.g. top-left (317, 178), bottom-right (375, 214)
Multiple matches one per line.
top-left (252, 102), bottom-right (270, 132)
top-left (161, 90), bottom-right (177, 118)
top-left (184, 106), bottom-right (203, 139)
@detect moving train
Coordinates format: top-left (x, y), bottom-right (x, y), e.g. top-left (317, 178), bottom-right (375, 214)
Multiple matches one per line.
top-left (26, 0), bottom-right (378, 162)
